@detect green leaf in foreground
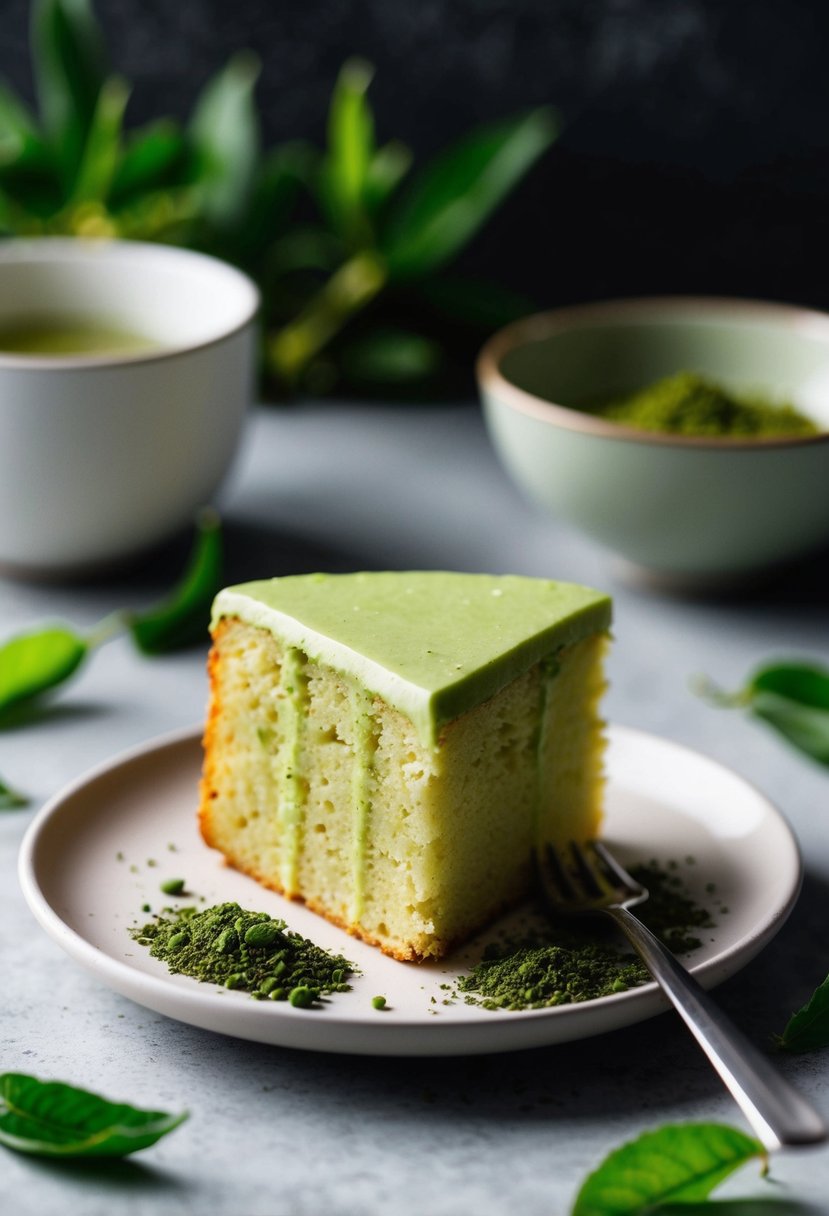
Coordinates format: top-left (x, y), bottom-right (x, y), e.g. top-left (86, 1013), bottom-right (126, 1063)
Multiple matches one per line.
top-left (0, 625), bottom-right (88, 721)
top-left (572, 1122), bottom-right (766, 1216)
top-left (779, 973), bottom-right (829, 1053)
top-left (0, 1072), bottom-right (186, 1158)
top-left (0, 776), bottom-right (29, 809)
top-left (128, 508), bottom-right (223, 655)
top-left (696, 661), bottom-right (829, 767)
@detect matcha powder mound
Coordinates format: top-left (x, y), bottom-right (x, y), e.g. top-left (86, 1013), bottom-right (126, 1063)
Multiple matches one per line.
top-left (591, 371), bottom-right (818, 438)
top-left (131, 902), bottom-right (356, 1005)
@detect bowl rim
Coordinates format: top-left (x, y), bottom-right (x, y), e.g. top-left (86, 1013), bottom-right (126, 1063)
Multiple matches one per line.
top-left (0, 236), bottom-right (260, 371)
top-left (476, 295), bottom-right (829, 450)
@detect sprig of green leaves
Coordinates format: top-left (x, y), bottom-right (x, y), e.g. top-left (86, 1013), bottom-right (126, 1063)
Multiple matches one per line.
top-left (265, 59), bottom-right (556, 392)
top-left (0, 0), bottom-right (257, 244)
top-left (0, 1072), bottom-right (186, 1157)
top-left (1, 6), bottom-right (555, 397)
top-left (571, 1122), bottom-right (767, 1215)
top-left (0, 512), bottom-right (221, 728)
top-left (696, 660), bottom-right (829, 767)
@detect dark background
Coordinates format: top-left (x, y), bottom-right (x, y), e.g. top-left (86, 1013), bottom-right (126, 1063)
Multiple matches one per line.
top-left (2, 0), bottom-right (828, 312)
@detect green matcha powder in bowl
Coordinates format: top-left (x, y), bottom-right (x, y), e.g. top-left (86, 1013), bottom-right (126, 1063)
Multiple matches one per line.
top-left (477, 297), bottom-right (829, 589)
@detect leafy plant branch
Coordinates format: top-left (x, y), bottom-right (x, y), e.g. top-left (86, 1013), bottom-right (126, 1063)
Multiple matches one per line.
top-left (0, 2), bottom-right (558, 397)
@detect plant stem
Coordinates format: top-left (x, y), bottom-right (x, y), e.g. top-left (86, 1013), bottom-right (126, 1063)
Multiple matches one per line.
top-left (266, 250), bottom-right (387, 385)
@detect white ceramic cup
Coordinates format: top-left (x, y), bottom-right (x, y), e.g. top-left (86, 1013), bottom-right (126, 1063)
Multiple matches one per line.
top-left (0, 238), bottom-right (259, 577)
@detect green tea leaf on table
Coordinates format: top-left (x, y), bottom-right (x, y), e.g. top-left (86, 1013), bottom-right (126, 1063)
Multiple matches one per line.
top-left (128, 509), bottom-right (223, 655)
top-left (779, 973), bottom-right (829, 1052)
top-left (571, 1122), bottom-right (766, 1215)
top-left (751, 691), bottom-right (829, 766)
top-left (751, 662), bottom-right (829, 708)
top-left (188, 51), bottom-right (260, 228)
top-left (749, 664), bottom-right (829, 765)
top-left (30, 0), bottom-right (107, 186)
top-left (0, 776), bottom-right (28, 809)
top-left (382, 106), bottom-right (558, 279)
top-left (0, 626), bottom-right (88, 721)
top-left (699, 661), bottom-right (829, 767)
top-left (0, 1073), bottom-right (186, 1158)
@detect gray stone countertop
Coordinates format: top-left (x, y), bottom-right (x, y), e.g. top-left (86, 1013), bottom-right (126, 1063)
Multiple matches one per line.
top-left (2, 402), bottom-right (829, 1216)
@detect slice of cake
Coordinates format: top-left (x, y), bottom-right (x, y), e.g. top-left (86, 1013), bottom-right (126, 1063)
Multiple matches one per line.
top-left (199, 571), bottom-right (611, 961)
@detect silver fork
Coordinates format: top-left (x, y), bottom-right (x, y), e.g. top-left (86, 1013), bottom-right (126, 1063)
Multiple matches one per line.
top-left (537, 839), bottom-right (827, 1152)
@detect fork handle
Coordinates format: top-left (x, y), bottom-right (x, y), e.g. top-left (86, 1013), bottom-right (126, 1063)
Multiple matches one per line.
top-left (609, 905), bottom-right (827, 1151)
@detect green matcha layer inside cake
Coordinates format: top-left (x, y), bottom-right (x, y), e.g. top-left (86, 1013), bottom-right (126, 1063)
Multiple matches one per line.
top-left (199, 571), bottom-right (612, 961)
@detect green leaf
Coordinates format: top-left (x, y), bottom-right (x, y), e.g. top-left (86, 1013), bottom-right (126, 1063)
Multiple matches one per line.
top-left (0, 1073), bottom-right (186, 1158)
top-left (108, 119), bottom-right (185, 206)
top-left (69, 74), bottom-right (129, 204)
top-left (319, 58), bottom-right (376, 245)
top-left (382, 106), bottom-right (558, 279)
top-left (779, 973), bottom-right (829, 1053)
top-left (750, 690), bottom-right (829, 766)
top-left (128, 508), bottom-right (223, 655)
top-left (572, 1123), bottom-right (766, 1215)
top-left (751, 662), bottom-right (829, 709)
top-left (697, 661), bottom-right (829, 766)
top-left (0, 776), bottom-right (29, 809)
top-left (0, 626), bottom-right (88, 722)
top-left (30, 0), bottom-right (107, 188)
top-left (188, 52), bottom-right (261, 228)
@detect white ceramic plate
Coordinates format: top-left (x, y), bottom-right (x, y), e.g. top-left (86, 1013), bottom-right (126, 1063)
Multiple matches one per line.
top-left (18, 724), bottom-right (800, 1057)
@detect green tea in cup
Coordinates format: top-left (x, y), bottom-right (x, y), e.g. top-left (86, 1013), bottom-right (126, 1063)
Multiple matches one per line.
top-left (0, 317), bottom-right (159, 357)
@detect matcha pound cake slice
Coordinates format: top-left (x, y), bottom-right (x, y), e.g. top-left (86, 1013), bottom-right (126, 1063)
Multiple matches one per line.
top-left (199, 571), bottom-right (611, 962)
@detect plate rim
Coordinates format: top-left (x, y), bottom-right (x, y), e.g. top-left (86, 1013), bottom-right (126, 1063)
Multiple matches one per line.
top-left (17, 722), bottom-right (802, 1056)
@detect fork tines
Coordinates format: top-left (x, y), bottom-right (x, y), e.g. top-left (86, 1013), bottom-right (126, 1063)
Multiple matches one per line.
top-left (537, 838), bottom-right (648, 914)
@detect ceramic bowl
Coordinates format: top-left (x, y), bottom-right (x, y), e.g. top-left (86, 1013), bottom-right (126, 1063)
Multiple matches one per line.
top-left (477, 297), bottom-right (829, 585)
top-left (0, 238), bottom-right (259, 577)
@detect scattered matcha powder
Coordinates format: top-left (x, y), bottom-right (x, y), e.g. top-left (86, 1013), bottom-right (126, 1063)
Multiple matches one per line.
top-left (457, 941), bottom-right (649, 1011)
top-left (457, 860), bottom-right (716, 1012)
top-left (130, 901), bottom-right (357, 1006)
top-left (589, 371), bottom-right (818, 438)
top-left (159, 878), bottom-right (186, 896)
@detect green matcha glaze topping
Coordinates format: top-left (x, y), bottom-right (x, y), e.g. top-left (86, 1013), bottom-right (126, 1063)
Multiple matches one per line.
top-left (211, 571), bottom-right (611, 746)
